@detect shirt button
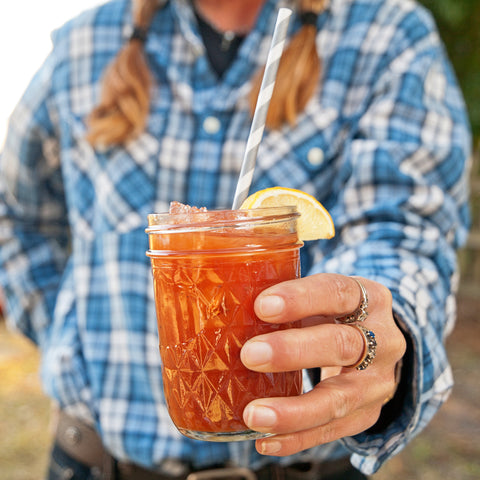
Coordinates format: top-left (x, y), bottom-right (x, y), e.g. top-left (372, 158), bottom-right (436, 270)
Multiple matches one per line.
top-left (307, 147), bottom-right (324, 166)
top-left (203, 116), bottom-right (221, 134)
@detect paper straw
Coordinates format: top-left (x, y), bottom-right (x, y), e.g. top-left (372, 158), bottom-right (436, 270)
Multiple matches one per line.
top-left (232, 7), bottom-right (292, 210)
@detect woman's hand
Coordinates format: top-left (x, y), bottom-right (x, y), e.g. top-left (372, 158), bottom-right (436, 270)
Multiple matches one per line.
top-left (240, 273), bottom-right (406, 456)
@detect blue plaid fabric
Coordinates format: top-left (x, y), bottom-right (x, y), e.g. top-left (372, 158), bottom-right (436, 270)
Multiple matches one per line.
top-left (0, 0), bottom-right (471, 475)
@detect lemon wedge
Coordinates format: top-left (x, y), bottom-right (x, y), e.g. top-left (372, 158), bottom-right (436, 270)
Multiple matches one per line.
top-left (240, 187), bottom-right (335, 241)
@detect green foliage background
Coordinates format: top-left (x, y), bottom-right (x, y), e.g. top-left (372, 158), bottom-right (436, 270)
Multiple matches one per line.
top-left (419, 0), bottom-right (480, 142)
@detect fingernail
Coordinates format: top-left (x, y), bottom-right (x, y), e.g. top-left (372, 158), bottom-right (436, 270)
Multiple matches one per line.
top-left (244, 405), bottom-right (277, 429)
top-left (259, 439), bottom-right (282, 455)
top-left (257, 295), bottom-right (285, 317)
top-left (241, 341), bottom-right (273, 367)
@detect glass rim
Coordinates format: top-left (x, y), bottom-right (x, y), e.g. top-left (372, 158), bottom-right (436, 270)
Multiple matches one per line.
top-left (146, 206), bottom-right (299, 234)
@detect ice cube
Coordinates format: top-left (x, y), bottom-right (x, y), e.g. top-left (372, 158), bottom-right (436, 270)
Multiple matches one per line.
top-left (169, 201), bottom-right (208, 214)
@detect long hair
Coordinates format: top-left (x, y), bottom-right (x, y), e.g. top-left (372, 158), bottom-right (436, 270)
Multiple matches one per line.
top-left (86, 0), bottom-right (327, 147)
top-left (249, 0), bottom-right (325, 129)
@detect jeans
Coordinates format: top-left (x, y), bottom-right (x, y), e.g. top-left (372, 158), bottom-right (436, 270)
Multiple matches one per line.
top-left (46, 443), bottom-right (103, 480)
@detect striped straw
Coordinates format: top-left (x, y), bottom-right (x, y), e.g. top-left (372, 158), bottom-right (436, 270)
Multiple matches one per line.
top-left (232, 7), bottom-right (292, 210)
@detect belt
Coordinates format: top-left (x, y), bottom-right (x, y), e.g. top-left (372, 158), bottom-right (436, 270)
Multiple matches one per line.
top-left (55, 411), bottom-right (353, 480)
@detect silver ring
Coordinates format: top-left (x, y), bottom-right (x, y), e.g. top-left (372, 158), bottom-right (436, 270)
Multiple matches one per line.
top-left (335, 277), bottom-right (368, 324)
top-left (347, 324), bottom-right (377, 371)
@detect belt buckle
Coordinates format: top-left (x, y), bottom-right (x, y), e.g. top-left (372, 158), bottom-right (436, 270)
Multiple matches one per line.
top-left (187, 467), bottom-right (257, 480)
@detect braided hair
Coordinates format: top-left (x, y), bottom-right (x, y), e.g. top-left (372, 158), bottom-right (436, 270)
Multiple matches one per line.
top-left (86, 0), bottom-right (160, 146)
top-left (249, 0), bottom-right (326, 129)
top-left (86, 0), bottom-right (327, 147)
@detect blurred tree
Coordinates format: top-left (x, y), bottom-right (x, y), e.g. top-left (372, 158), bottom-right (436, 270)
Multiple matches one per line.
top-left (419, 0), bottom-right (480, 142)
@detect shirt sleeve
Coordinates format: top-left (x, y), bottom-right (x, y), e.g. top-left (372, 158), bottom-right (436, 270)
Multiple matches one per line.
top-left (307, 9), bottom-right (471, 476)
top-left (0, 44), bottom-right (69, 347)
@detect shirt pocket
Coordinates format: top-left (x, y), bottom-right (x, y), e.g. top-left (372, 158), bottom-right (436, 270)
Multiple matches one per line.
top-left (62, 114), bottom-right (162, 237)
top-left (252, 106), bottom-right (343, 207)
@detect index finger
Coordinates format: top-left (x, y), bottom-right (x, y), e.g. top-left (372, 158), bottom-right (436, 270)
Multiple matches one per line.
top-left (255, 273), bottom-right (366, 323)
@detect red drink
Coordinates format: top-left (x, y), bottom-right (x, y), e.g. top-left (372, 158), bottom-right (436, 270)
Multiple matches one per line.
top-left (146, 206), bottom-right (303, 441)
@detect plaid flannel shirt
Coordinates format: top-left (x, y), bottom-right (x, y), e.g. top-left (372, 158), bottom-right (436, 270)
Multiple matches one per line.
top-left (0, 0), bottom-right (471, 474)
